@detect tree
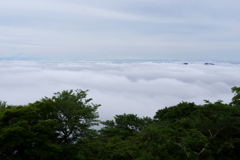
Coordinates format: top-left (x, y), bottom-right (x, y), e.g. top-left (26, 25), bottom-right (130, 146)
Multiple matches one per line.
top-left (79, 136), bottom-right (140, 160)
top-left (231, 86), bottom-right (240, 106)
top-left (0, 105), bottom-right (60, 159)
top-left (0, 101), bottom-right (7, 109)
top-left (0, 89), bottom-right (100, 159)
top-left (137, 122), bottom-right (179, 160)
top-left (154, 102), bottom-right (197, 122)
top-left (93, 114), bottom-right (153, 160)
top-left (151, 99), bottom-right (240, 159)
top-left (42, 89), bottom-right (100, 144)
top-left (100, 113), bottom-right (152, 138)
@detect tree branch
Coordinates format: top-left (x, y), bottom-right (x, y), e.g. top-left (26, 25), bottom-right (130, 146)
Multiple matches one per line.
top-left (173, 142), bottom-right (189, 158)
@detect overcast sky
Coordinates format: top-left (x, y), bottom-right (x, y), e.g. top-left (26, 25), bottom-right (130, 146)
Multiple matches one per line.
top-left (0, 0), bottom-right (240, 61)
top-left (1, 61), bottom-right (239, 120)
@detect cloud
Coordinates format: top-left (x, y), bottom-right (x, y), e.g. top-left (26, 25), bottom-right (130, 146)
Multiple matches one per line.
top-left (0, 0), bottom-right (240, 60)
top-left (0, 0), bottom-right (161, 23)
top-left (0, 61), bottom-right (239, 120)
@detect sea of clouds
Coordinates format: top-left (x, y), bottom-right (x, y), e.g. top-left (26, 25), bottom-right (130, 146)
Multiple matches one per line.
top-left (0, 61), bottom-right (240, 121)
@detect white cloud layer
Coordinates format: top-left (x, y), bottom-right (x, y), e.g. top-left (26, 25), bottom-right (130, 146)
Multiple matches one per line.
top-left (0, 61), bottom-right (239, 120)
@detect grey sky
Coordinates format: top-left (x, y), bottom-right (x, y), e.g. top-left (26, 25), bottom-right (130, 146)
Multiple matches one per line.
top-left (0, 0), bottom-right (239, 61)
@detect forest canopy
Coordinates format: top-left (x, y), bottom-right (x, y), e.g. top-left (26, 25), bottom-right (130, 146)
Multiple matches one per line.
top-left (1, 87), bottom-right (240, 160)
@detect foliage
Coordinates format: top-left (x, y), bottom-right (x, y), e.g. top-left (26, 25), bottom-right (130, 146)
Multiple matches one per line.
top-left (231, 86), bottom-right (240, 106)
top-left (154, 102), bottom-right (197, 122)
top-left (100, 113), bottom-right (153, 138)
top-left (0, 89), bottom-right (99, 159)
top-left (1, 86), bottom-right (240, 159)
top-left (0, 101), bottom-right (7, 109)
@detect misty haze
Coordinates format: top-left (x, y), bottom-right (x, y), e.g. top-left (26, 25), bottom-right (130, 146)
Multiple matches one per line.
top-left (1, 61), bottom-right (239, 121)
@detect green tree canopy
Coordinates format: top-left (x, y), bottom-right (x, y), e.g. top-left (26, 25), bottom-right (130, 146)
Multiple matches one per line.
top-left (0, 89), bottom-right (100, 159)
top-left (231, 86), bottom-right (240, 106)
top-left (1, 86), bottom-right (240, 160)
top-left (100, 113), bottom-right (152, 138)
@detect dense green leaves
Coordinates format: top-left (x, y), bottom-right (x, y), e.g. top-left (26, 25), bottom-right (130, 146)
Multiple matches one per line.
top-left (50, 89), bottom-right (100, 144)
top-left (0, 105), bottom-right (60, 159)
top-left (0, 89), bottom-right (99, 159)
top-left (231, 86), bottom-right (240, 106)
top-left (100, 113), bottom-right (152, 138)
top-left (1, 86), bottom-right (240, 159)
top-left (154, 102), bottom-right (197, 122)
top-left (0, 101), bottom-right (6, 109)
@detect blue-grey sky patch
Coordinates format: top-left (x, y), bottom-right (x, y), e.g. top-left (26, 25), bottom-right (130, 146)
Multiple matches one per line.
top-left (0, 0), bottom-right (239, 61)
